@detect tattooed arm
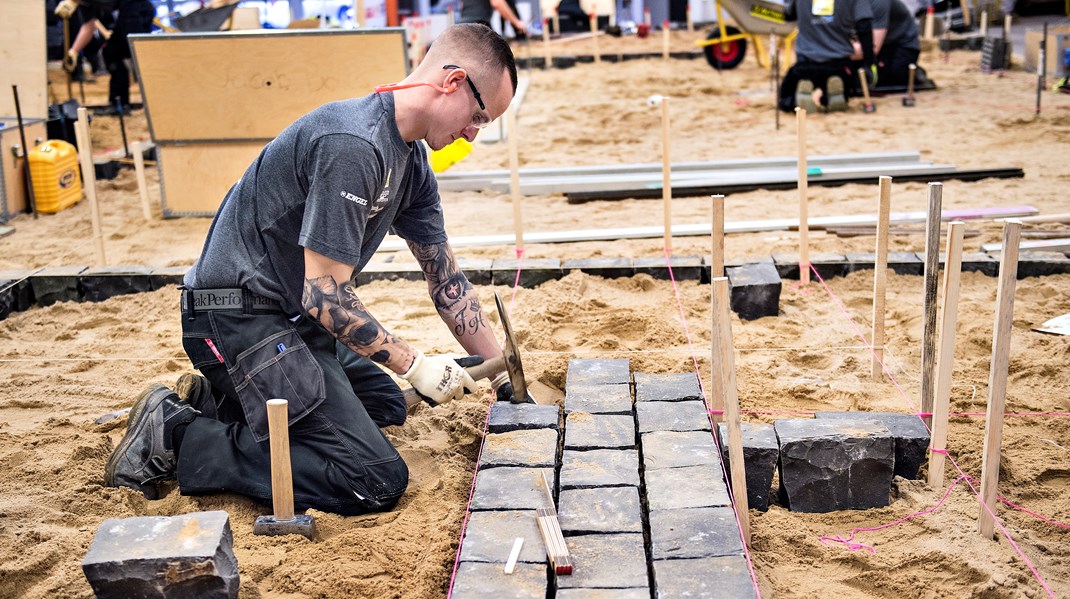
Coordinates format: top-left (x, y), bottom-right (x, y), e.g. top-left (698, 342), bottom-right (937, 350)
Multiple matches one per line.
top-left (302, 248), bottom-right (417, 374)
top-left (408, 240), bottom-right (505, 368)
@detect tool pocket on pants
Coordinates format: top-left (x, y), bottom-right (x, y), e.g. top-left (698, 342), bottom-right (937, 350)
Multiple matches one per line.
top-left (228, 329), bottom-right (326, 442)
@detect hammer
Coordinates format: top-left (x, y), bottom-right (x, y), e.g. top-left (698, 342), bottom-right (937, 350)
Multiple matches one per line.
top-left (253, 399), bottom-right (316, 539)
top-left (404, 292), bottom-right (528, 413)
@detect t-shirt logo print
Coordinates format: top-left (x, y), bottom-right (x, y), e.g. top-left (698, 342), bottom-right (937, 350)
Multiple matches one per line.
top-left (369, 168), bottom-right (393, 219)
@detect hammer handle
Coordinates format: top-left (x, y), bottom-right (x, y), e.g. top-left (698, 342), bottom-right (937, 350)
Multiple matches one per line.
top-left (403, 355), bottom-right (506, 412)
top-left (266, 399), bottom-right (295, 521)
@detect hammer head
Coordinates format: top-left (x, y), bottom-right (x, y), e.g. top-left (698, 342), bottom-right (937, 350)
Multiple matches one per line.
top-left (494, 292), bottom-right (528, 403)
top-left (253, 514), bottom-right (316, 539)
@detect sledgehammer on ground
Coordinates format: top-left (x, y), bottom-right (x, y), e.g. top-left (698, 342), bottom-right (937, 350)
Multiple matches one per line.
top-left (253, 399), bottom-right (316, 539)
top-left (404, 292), bottom-right (528, 413)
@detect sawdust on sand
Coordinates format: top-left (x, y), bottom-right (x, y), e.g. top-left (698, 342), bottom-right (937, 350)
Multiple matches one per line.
top-left (1, 41), bottom-right (1067, 597)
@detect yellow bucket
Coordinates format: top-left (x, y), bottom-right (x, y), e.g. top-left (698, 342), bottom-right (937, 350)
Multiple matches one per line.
top-left (29, 140), bottom-right (82, 214)
top-left (429, 138), bottom-right (473, 173)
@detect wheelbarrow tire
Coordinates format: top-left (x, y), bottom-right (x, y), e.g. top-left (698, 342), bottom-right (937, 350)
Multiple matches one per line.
top-left (703, 26), bottom-right (747, 70)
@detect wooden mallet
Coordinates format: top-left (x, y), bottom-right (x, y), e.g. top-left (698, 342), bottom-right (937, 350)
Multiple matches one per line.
top-left (253, 399), bottom-right (316, 539)
top-left (902, 64), bottom-right (917, 107)
top-left (857, 67), bottom-right (876, 113)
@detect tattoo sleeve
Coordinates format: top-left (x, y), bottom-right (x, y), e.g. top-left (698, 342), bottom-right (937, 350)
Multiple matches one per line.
top-left (302, 275), bottom-right (405, 367)
top-left (408, 240), bottom-right (487, 338)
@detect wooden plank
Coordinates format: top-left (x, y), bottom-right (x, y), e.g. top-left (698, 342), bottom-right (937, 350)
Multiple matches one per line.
top-left (980, 238), bottom-right (1070, 253)
top-left (0, 0), bottom-right (48, 119)
top-left (661, 97), bottom-right (672, 251)
top-left (157, 142), bottom-right (266, 215)
top-left (796, 107), bottom-right (809, 284)
top-left (229, 7), bottom-right (262, 29)
top-left (928, 221), bottom-right (965, 490)
top-left (978, 220), bottom-right (1021, 539)
top-left (75, 108), bottom-right (106, 265)
top-left (130, 29), bottom-right (408, 142)
top-left (711, 195), bottom-right (725, 279)
top-left (712, 277), bottom-right (749, 544)
top-left (1012, 212), bottom-right (1070, 224)
top-left (920, 183), bottom-right (942, 426)
top-left (872, 176), bottom-right (891, 380)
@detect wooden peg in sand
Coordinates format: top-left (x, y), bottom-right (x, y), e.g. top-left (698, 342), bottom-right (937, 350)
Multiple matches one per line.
top-left (920, 182), bottom-right (942, 426)
top-left (871, 176), bottom-right (891, 380)
top-left (927, 221), bottom-right (965, 490)
top-left (660, 96), bottom-right (672, 251)
top-left (711, 194), bottom-right (725, 279)
top-left (795, 107), bottom-right (809, 284)
top-left (507, 106), bottom-right (524, 250)
top-left (130, 141), bottom-right (153, 222)
top-left (590, 11), bottom-right (601, 64)
top-left (712, 277), bottom-right (749, 543)
top-left (978, 219), bottom-right (1021, 539)
top-left (542, 18), bottom-right (552, 68)
top-left (662, 20), bottom-right (671, 60)
top-left (74, 107), bottom-right (106, 266)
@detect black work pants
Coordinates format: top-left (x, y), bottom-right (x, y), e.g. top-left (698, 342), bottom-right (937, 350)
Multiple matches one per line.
top-left (778, 58), bottom-right (853, 112)
top-left (176, 306), bottom-right (409, 516)
top-left (102, 0), bottom-right (153, 106)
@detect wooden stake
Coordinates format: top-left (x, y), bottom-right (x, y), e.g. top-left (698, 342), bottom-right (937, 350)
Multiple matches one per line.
top-left (923, 7), bottom-right (935, 40)
top-left (795, 107), bottom-right (809, 284)
top-left (871, 176), bottom-right (892, 380)
top-left (686, 4), bottom-right (693, 32)
top-left (662, 20), bottom-right (671, 60)
top-left (978, 219), bottom-right (1021, 539)
top-left (590, 11), bottom-right (600, 64)
top-left (1003, 14), bottom-right (1012, 41)
top-left (644, 7), bottom-right (651, 26)
top-left (266, 399), bottom-right (295, 521)
top-left (74, 107), bottom-right (106, 266)
top-left (711, 194), bottom-right (725, 278)
top-left (661, 97), bottom-right (672, 251)
top-left (958, 0), bottom-right (972, 28)
top-left (920, 182), bottom-right (942, 426)
top-left (507, 107), bottom-right (524, 250)
top-left (552, 10), bottom-right (560, 38)
top-left (542, 17), bottom-right (552, 68)
top-left (980, 9), bottom-right (988, 36)
top-left (712, 277), bottom-right (750, 543)
top-left (131, 141), bottom-right (153, 222)
top-left (927, 221), bottom-right (965, 490)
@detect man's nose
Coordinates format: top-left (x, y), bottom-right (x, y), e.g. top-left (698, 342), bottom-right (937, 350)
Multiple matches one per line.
top-left (461, 126), bottom-right (478, 143)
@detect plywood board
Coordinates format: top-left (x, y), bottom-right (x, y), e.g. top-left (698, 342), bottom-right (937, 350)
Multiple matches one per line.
top-left (0, 0), bottom-right (48, 119)
top-left (130, 28), bottom-right (408, 142)
top-left (157, 142), bottom-right (266, 216)
top-left (229, 7), bottom-right (263, 30)
top-left (0, 119), bottom-right (47, 220)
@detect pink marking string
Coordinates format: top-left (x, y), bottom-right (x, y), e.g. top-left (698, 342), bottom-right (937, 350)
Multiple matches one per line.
top-left (663, 246), bottom-right (764, 599)
top-left (807, 263), bottom-right (1056, 598)
top-left (707, 409), bottom-right (1070, 419)
top-left (509, 246), bottom-right (525, 311)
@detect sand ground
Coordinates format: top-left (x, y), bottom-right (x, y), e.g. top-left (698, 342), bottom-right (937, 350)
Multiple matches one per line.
top-left (1, 33), bottom-right (1069, 598)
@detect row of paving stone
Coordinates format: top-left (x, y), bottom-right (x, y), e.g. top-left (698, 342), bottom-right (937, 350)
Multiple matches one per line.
top-left (513, 50), bottom-right (704, 70)
top-left (5, 250), bottom-right (1068, 322)
top-left (450, 359), bottom-right (934, 597)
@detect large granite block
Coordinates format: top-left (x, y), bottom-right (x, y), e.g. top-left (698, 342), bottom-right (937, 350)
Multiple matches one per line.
top-left (641, 431), bottom-right (720, 471)
top-left (479, 429), bottom-right (559, 469)
top-left (633, 372), bottom-right (702, 402)
top-left (847, 252), bottom-right (925, 275)
top-left (649, 506), bottom-right (744, 560)
top-left (554, 533), bottom-right (648, 590)
top-left (727, 262), bottom-right (781, 320)
top-left (355, 261), bottom-right (425, 286)
top-left (82, 511), bottom-right (239, 599)
top-left (80, 266), bottom-right (153, 302)
top-left (958, 252), bottom-right (998, 277)
top-left (565, 412), bottom-right (635, 450)
top-left (645, 464), bottom-right (730, 510)
top-left (148, 266), bottom-right (188, 290)
top-left (772, 252), bottom-right (848, 280)
top-left (455, 257), bottom-right (493, 286)
top-left (567, 358), bottom-right (631, 387)
top-left (458, 510), bottom-right (545, 563)
top-left (633, 255), bottom-right (703, 281)
top-left (717, 422), bottom-right (780, 511)
top-left (775, 418), bottom-right (895, 512)
top-left (487, 402), bottom-right (559, 433)
top-left (653, 556), bottom-right (758, 599)
top-left (557, 589), bottom-right (649, 599)
top-left (637, 400), bottom-right (711, 434)
top-left (31, 265), bottom-right (86, 306)
top-left (491, 258), bottom-right (562, 287)
top-left (560, 449), bottom-right (640, 489)
top-left (815, 411), bottom-right (930, 480)
top-left (451, 562), bottom-right (545, 599)
top-left (471, 467), bottom-right (555, 510)
top-left (0, 269), bottom-right (36, 313)
top-left (1016, 252), bottom-right (1070, 278)
top-left (564, 384), bottom-right (633, 415)
top-left (563, 257), bottom-right (634, 279)
top-left (559, 486), bottom-right (643, 535)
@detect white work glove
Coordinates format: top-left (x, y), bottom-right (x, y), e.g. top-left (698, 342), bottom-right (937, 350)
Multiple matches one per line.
top-left (55, 0), bottom-right (79, 19)
top-left (63, 49), bottom-right (78, 73)
top-left (491, 371), bottom-right (535, 404)
top-left (400, 351), bottom-right (477, 406)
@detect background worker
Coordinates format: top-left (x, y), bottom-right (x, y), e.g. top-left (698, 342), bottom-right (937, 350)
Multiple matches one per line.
top-left (850, 0), bottom-right (927, 89)
top-left (778, 0), bottom-right (876, 112)
top-left (459, 0), bottom-right (529, 37)
top-left (103, 24), bottom-right (527, 515)
top-left (54, 0), bottom-right (154, 113)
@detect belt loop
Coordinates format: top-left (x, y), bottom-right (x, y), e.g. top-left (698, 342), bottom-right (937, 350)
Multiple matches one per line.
top-left (184, 287), bottom-right (196, 320)
top-left (241, 288), bottom-right (253, 315)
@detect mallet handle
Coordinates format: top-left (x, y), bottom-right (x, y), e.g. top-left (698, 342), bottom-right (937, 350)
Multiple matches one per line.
top-left (403, 355), bottom-right (506, 411)
top-left (266, 399), bottom-right (295, 521)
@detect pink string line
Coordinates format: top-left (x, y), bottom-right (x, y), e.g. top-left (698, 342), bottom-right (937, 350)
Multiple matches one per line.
top-left (707, 409), bottom-right (1070, 419)
top-left (663, 246), bottom-right (764, 599)
top-left (807, 263), bottom-right (1056, 598)
top-left (447, 246), bottom-right (527, 598)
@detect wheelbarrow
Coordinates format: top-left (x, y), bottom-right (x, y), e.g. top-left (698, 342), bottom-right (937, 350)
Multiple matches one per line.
top-left (696, 0), bottom-right (796, 69)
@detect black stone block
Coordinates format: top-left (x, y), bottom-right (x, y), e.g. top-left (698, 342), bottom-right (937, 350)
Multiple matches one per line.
top-left (148, 266), bottom-right (188, 290)
top-left (653, 556), bottom-right (758, 599)
top-left (480, 429), bottom-right (559, 469)
top-left (717, 422), bottom-right (780, 511)
top-left (645, 463), bottom-right (730, 510)
top-left (552, 55), bottom-right (577, 68)
top-left (564, 383), bottom-right (633, 415)
top-left (355, 262), bottom-right (425, 286)
top-left (648, 506), bottom-right (744, 559)
top-left (846, 251), bottom-right (925, 276)
top-left (31, 265), bottom-right (87, 306)
top-left (566, 358), bottom-right (631, 387)
top-left (726, 262), bottom-right (781, 320)
top-left (559, 486), bottom-right (643, 534)
top-left (459, 510), bottom-right (545, 563)
top-left (0, 270), bottom-right (35, 319)
top-left (94, 159), bottom-right (121, 180)
top-left (641, 431), bottom-right (720, 471)
top-left (562, 257), bottom-right (634, 279)
top-left (632, 255), bottom-right (702, 281)
top-left (564, 412), bottom-right (636, 449)
top-left (491, 258), bottom-right (562, 287)
top-left (1016, 252), bottom-right (1070, 279)
top-left (80, 266), bottom-right (153, 302)
top-left (959, 252), bottom-right (998, 277)
top-left (471, 467), bottom-right (555, 510)
top-left (451, 562), bottom-right (545, 599)
top-left (815, 411), bottom-right (930, 480)
top-left (456, 257), bottom-right (493, 286)
top-left (634, 372), bottom-right (702, 402)
top-left (487, 402), bottom-right (559, 433)
top-left (636, 400), bottom-right (711, 433)
top-left (575, 54), bottom-right (596, 63)
top-left (560, 449), bottom-right (640, 489)
top-left (773, 252), bottom-right (848, 280)
top-left (775, 418), bottom-right (895, 512)
top-left (557, 589), bottom-right (649, 599)
top-left (82, 511), bottom-right (239, 599)
top-left (555, 533), bottom-right (648, 590)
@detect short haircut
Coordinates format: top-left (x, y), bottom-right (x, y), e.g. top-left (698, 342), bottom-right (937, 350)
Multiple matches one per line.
top-left (425, 23), bottom-right (518, 95)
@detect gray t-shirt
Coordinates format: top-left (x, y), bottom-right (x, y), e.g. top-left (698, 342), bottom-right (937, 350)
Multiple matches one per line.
top-left (793, 0), bottom-right (874, 62)
top-left (459, 0), bottom-right (494, 26)
top-left (883, 0), bottom-right (920, 52)
top-left (185, 92), bottom-right (446, 315)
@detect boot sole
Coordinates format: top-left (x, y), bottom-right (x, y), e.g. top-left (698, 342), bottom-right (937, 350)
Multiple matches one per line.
top-left (827, 76), bottom-right (847, 112)
top-left (796, 80), bottom-right (818, 114)
top-left (104, 384), bottom-right (172, 499)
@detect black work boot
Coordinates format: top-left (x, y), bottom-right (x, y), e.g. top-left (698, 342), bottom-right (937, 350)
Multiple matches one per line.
top-left (175, 372), bottom-right (218, 420)
top-left (105, 385), bottom-right (199, 499)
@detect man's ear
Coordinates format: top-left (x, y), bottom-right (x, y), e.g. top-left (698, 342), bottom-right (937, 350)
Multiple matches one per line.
top-left (441, 68), bottom-right (466, 94)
